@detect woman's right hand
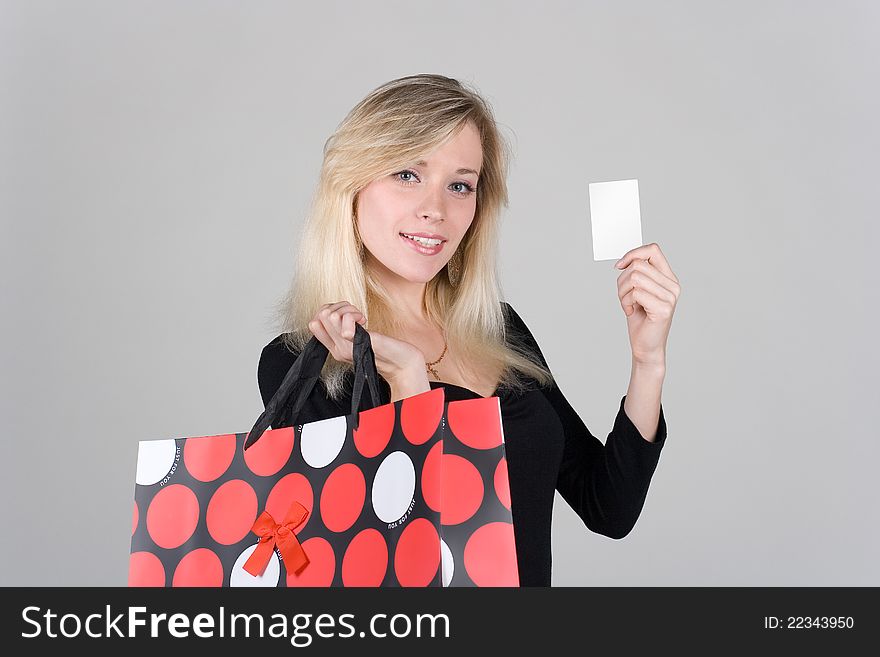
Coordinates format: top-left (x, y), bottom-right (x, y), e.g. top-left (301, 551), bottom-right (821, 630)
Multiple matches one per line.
top-left (308, 301), bottom-right (427, 389)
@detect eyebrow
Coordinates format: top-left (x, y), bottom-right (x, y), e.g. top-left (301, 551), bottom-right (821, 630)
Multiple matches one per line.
top-left (414, 160), bottom-right (480, 177)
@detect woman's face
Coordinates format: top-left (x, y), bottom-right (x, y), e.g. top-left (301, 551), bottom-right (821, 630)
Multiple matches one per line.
top-left (355, 121), bottom-right (482, 284)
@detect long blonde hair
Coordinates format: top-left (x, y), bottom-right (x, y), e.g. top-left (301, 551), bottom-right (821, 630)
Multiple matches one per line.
top-left (269, 74), bottom-right (553, 400)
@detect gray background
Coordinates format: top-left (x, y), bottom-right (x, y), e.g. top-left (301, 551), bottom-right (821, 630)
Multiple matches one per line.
top-left (1, 0), bottom-right (877, 586)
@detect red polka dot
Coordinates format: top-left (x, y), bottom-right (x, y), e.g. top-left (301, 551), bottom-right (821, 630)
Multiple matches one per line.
top-left (184, 434), bottom-right (236, 482)
top-left (440, 454), bottom-right (484, 525)
top-left (354, 403), bottom-right (395, 457)
top-left (129, 551), bottom-right (165, 587)
top-left (464, 522), bottom-right (519, 587)
top-left (244, 427), bottom-right (295, 476)
top-left (320, 463), bottom-right (365, 533)
top-left (146, 484), bottom-right (200, 549)
top-left (173, 548), bottom-right (224, 587)
top-left (447, 397), bottom-right (503, 449)
top-left (206, 480), bottom-right (258, 545)
top-left (494, 457), bottom-right (511, 510)
top-left (287, 537), bottom-right (336, 587)
top-left (421, 441), bottom-right (443, 513)
top-left (132, 501), bottom-right (139, 536)
top-left (394, 518), bottom-right (440, 587)
top-left (401, 387), bottom-right (445, 445)
top-left (266, 473), bottom-right (313, 534)
top-left (342, 529), bottom-right (388, 587)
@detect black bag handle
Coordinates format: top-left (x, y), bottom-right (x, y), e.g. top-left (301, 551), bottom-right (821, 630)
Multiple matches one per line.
top-left (244, 323), bottom-right (382, 450)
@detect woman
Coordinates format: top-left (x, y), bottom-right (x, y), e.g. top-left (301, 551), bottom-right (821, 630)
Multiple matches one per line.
top-left (258, 74), bottom-right (679, 586)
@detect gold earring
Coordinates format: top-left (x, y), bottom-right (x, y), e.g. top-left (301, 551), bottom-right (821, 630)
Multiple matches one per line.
top-left (447, 249), bottom-right (461, 287)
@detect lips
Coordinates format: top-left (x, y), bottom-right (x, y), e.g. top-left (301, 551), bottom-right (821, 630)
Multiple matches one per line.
top-left (399, 232), bottom-right (447, 241)
top-left (399, 233), bottom-right (446, 255)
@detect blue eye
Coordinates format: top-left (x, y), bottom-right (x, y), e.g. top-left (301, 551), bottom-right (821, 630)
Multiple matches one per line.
top-left (394, 170), bottom-right (476, 197)
top-left (451, 181), bottom-right (476, 195)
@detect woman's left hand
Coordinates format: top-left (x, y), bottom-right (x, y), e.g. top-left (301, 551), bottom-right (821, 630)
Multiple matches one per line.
top-left (614, 242), bottom-right (681, 368)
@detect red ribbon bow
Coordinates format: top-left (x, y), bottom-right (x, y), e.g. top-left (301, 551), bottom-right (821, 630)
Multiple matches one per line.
top-left (242, 501), bottom-right (310, 577)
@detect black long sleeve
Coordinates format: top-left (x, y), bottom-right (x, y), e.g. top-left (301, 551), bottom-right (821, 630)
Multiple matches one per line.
top-left (256, 302), bottom-right (667, 585)
top-left (501, 303), bottom-right (667, 540)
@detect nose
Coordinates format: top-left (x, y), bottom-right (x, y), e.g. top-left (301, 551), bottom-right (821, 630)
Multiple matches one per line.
top-left (416, 185), bottom-right (446, 222)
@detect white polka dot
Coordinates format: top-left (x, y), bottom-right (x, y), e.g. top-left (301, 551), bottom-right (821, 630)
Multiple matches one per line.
top-left (230, 543), bottom-right (280, 587)
top-left (371, 451), bottom-right (415, 524)
top-left (135, 439), bottom-right (178, 486)
top-left (300, 415), bottom-right (347, 469)
top-left (441, 539), bottom-right (454, 587)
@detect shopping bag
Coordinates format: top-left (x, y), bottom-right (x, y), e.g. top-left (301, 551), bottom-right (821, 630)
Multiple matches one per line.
top-left (129, 324), bottom-right (518, 586)
top-left (436, 393), bottom-right (519, 586)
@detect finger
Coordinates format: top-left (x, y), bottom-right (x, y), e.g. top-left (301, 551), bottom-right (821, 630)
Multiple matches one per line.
top-left (341, 311), bottom-right (360, 340)
top-left (621, 287), bottom-right (651, 317)
top-left (318, 321), bottom-right (355, 362)
top-left (322, 300), bottom-right (366, 324)
top-left (323, 303), bottom-right (367, 345)
top-left (618, 272), bottom-right (674, 317)
top-left (336, 309), bottom-right (367, 333)
top-left (316, 302), bottom-right (350, 335)
top-left (621, 286), bottom-right (671, 318)
top-left (616, 243), bottom-right (678, 283)
top-left (620, 286), bottom-right (650, 317)
top-left (307, 317), bottom-right (342, 359)
top-left (321, 301), bottom-right (351, 313)
top-left (615, 244), bottom-right (655, 269)
top-left (323, 302), bottom-right (358, 333)
top-left (322, 302), bottom-right (364, 319)
top-left (620, 287), bottom-right (637, 316)
top-left (322, 301), bottom-right (353, 323)
top-left (617, 260), bottom-right (679, 303)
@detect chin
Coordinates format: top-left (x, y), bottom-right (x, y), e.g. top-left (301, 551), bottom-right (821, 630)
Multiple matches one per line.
top-left (407, 271), bottom-right (440, 284)
top-left (368, 251), bottom-right (443, 283)
top-left (391, 266), bottom-right (441, 284)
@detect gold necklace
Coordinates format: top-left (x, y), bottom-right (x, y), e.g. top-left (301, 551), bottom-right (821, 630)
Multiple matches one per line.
top-left (425, 332), bottom-right (448, 381)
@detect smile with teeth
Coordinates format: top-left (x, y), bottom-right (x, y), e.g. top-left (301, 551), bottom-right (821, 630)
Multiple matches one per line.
top-left (400, 233), bottom-right (444, 246)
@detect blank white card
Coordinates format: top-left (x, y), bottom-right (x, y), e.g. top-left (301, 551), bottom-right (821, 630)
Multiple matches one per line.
top-left (589, 179), bottom-right (643, 261)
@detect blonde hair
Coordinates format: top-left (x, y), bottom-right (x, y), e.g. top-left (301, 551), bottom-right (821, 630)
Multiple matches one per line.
top-left (269, 73), bottom-right (553, 400)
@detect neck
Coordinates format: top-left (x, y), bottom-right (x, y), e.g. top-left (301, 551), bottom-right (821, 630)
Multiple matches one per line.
top-left (366, 253), bottom-right (430, 325)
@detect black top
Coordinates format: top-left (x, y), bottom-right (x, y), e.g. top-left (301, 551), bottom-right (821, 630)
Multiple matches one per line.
top-left (256, 302), bottom-right (667, 586)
